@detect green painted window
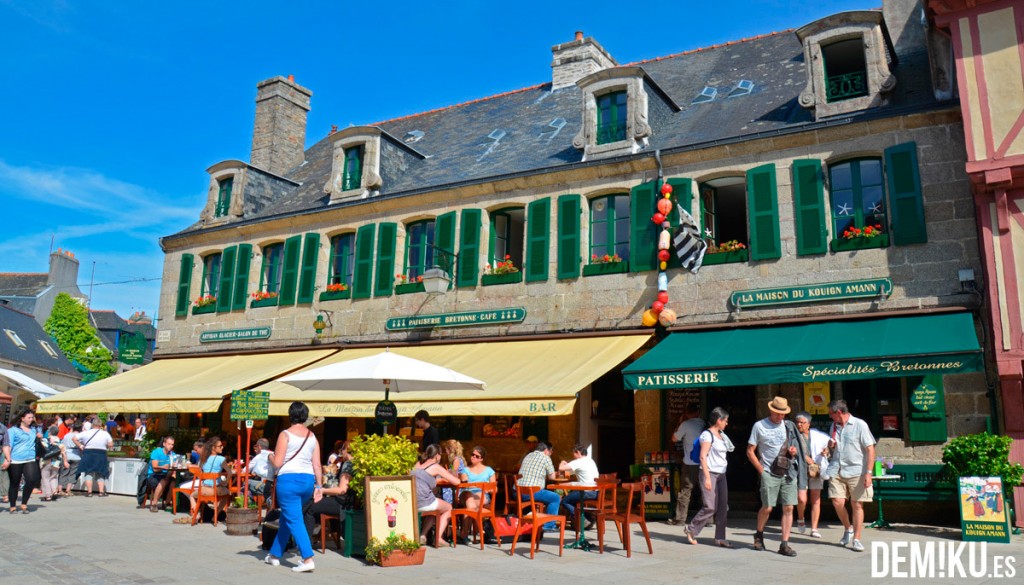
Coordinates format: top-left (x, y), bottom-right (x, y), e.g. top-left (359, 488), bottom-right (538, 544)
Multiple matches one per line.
top-left (232, 244), bottom-right (252, 310)
top-left (375, 223), bottom-right (397, 296)
top-left (279, 235), bottom-right (302, 305)
top-left (174, 254), bottom-right (194, 317)
top-left (746, 164), bottom-right (781, 260)
top-left (596, 90), bottom-right (627, 145)
top-left (489, 209), bottom-right (524, 270)
top-left (328, 233), bottom-right (355, 287)
top-left (885, 142), bottom-right (926, 245)
top-left (589, 194), bottom-right (630, 262)
top-left (215, 178), bottom-right (232, 217)
top-left (200, 253), bottom-right (221, 298)
top-left (352, 225), bottom-right (376, 299)
top-left (525, 198), bottom-right (551, 282)
top-left (296, 233), bottom-right (320, 304)
top-left (260, 243), bottom-right (285, 294)
top-left (404, 220), bottom-right (435, 280)
top-left (342, 145), bottom-right (364, 191)
top-left (557, 195), bottom-right (581, 279)
top-left (628, 180), bottom-right (657, 271)
top-left (457, 209), bottom-right (482, 287)
top-left (829, 158), bottom-right (887, 242)
top-left (822, 38), bottom-right (868, 103)
top-left (792, 160), bottom-right (828, 256)
top-left (215, 246), bottom-right (236, 313)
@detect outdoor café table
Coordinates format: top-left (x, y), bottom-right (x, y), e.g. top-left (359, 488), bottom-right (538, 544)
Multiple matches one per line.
top-left (546, 482), bottom-right (596, 551)
top-left (868, 474), bottom-right (902, 529)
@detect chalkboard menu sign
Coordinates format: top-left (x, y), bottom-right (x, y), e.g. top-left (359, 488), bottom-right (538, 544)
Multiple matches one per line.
top-left (666, 389), bottom-right (702, 450)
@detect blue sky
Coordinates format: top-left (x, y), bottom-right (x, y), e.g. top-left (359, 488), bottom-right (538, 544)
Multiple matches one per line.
top-left (0, 0), bottom-right (871, 324)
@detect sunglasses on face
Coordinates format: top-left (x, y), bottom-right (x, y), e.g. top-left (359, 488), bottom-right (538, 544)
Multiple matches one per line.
top-left (471, 453), bottom-right (482, 459)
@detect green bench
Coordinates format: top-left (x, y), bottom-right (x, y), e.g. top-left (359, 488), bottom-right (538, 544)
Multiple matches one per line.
top-left (870, 463), bottom-right (956, 528)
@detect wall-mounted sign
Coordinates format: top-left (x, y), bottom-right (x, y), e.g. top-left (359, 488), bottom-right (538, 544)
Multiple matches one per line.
top-left (229, 390), bottom-right (270, 421)
top-left (910, 379), bottom-right (940, 412)
top-left (730, 278), bottom-right (893, 309)
top-left (118, 331), bottom-right (148, 365)
top-left (803, 381), bottom-right (830, 415)
top-left (386, 308), bottom-right (526, 331)
top-left (200, 327), bottom-right (271, 343)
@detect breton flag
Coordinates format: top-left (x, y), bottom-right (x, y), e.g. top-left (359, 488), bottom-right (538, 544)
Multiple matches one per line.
top-left (672, 206), bottom-right (707, 273)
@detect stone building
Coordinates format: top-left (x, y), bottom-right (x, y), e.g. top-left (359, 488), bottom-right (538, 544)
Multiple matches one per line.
top-left (45, 1), bottom-right (995, 513)
top-left (0, 250), bottom-right (88, 328)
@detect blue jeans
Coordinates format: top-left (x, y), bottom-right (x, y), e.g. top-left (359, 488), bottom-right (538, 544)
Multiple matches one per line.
top-left (270, 473), bottom-right (315, 560)
top-left (521, 489), bottom-right (561, 530)
top-left (561, 489), bottom-right (597, 522)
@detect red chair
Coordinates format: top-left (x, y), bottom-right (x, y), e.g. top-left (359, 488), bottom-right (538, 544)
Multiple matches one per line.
top-left (190, 469), bottom-right (228, 526)
top-left (509, 485), bottom-right (565, 559)
top-left (319, 513), bottom-right (341, 553)
top-left (172, 465), bottom-right (201, 515)
top-left (582, 478), bottom-right (619, 553)
top-left (500, 473), bottom-right (521, 516)
top-left (451, 482), bottom-right (499, 550)
top-left (604, 482), bottom-right (653, 557)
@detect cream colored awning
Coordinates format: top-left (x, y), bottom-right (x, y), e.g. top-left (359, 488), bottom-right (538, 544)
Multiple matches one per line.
top-left (258, 335), bottom-right (651, 417)
top-left (37, 349), bottom-right (338, 414)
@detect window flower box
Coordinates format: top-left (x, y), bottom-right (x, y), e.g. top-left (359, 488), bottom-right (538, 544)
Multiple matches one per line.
top-left (831, 233), bottom-right (889, 252)
top-left (191, 304), bottom-right (217, 315)
top-left (481, 272), bottom-right (523, 286)
top-left (702, 249), bottom-right (749, 266)
top-left (583, 261), bottom-right (629, 277)
top-left (319, 290), bottom-right (351, 302)
top-left (250, 297), bottom-right (279, 308)
top-left (395, 282), bottom-right (425, 295)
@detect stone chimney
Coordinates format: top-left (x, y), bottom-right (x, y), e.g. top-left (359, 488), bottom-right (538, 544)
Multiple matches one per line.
top-left (48, 249), bottom-right (80, 291)
top-left (551, 31), bottom-right (618, 90)
top-left (250, 75), bottom-right (313, 176)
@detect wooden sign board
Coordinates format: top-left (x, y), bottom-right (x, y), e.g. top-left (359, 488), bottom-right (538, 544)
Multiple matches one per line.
top-left (365, 475), bottom-right (420, 545)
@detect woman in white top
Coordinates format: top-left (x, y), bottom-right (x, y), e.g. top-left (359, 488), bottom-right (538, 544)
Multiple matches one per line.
top-left (794, 411), bottom-right (830, 538)
top-left (265, 402), bottom-right (322, 573)
top-left (76, 417), bottom-right (114, 497)
top-left (685, 407), bottom-right (736, 548)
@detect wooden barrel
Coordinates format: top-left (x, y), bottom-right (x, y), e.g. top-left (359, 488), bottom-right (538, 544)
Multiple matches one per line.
top-left (224, 507), bottom-right (260, 536)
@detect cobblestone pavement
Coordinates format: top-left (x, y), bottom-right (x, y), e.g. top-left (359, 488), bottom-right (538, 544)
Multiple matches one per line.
top-left (0, 494), bottom-right (1020, 584)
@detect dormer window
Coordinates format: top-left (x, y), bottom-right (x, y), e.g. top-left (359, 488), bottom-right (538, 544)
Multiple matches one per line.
top-left (202, 161), bottom-right (247, 223)
top-left (215, 178), bottom-right (233, 217)
top-left (325, 127), bottom-right (383, 203)
top-left (342, 145), bottom-right (363, 191)
top-left (823, 38), bottom-right (868, 102)
top-left (596, 91), bottom-right (627, 145)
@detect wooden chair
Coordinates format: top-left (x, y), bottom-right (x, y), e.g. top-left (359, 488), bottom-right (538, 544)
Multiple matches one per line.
top-left (451, 482), bottom-right (499, 550)
top-left (604, 482), bottom-right (653, 558)
top-left (319, 513), bottom-right (341, 553)
top-left (509, 485), bottom-right (565, 559)
top-left (582, 478), bottom-right (619, 553)
top-left (500, 473), bottom-right (521, 516)
top-left (172, 465), bottom-right (201, 515)
top-left (190, 469), bottom-right (228, 526)
top-left (418, 509), bottom-right (445, 547)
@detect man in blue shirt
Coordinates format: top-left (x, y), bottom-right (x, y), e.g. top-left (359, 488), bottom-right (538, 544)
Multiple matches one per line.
top-left (141, 436), bottom-right (175, 511)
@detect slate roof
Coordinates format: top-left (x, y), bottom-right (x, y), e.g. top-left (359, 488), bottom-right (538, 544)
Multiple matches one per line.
top-left (90, 310), bottom-right (128, 332)
top-left (168, 22), bottom-right (947, 239)
top-left (0, 305), bottom-right (78, 376)
top-left (0, 273), bottom-right (49, 297)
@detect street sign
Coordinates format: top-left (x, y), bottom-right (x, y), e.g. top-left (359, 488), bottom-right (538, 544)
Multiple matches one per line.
top-left (386, 308), bottom-right (526, 331)
top-left (229, 390), bottom-right (270, 421)
top-left (200, 327), bottom-right (272, 343)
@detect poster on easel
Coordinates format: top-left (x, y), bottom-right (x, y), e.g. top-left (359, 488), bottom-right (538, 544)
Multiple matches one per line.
top-left (958, 476), bottom-right (1011, 543)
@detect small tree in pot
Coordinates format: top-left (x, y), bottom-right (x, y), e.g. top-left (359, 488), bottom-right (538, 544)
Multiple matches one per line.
top-left (342, 434), bottom-right (419, 557)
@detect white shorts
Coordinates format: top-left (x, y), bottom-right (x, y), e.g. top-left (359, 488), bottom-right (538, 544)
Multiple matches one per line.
top-left (418, 499), bottom-right (440, 512)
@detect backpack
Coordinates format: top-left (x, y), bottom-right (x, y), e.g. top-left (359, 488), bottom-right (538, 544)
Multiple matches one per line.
top-left (689, 430), bottom-right (713, 464)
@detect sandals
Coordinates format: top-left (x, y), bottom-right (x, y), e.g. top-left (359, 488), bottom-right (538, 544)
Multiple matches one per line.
top-left (684, 529), bottom-right (697, 545)
top-left (810, 530), bottom-right (823, 538)
top-left (150, 505), bottom-right (160, 513)
top-left (716, 540), bottom-right (734, 549)
top-left (172, 517), bottom-right (191, 525)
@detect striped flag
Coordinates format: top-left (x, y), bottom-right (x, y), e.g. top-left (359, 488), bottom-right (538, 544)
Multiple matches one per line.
top-left (672, 206), bottom-right (707, 273)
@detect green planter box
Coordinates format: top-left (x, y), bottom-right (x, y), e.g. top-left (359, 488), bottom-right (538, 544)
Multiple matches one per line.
top-left (250, 297), bottom-right (279, 308)
top-left (342, 508), bottom-right (367, 558)
top-left (191, 304), bottom-right (217, 315)
top-left (318, 290), bottom-right (351, 302)
top-left (582, 262), bottom-right (629, 276)
top-left (481, 272), bottom-right (523, 286)
top-left (830, 233), bottom-right (889, 252)
top-left (702, 249), bottom-right (749, 266)
top-left (395, 282), bottom-right (425, 295)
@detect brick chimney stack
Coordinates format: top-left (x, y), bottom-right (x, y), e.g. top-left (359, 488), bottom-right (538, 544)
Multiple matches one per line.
top-left (250, 75), bottom-right (313, 176)
top-left (551, 31), bottom-right (617, 90)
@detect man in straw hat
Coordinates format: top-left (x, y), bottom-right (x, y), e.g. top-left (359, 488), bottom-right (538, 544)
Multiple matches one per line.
top-left (747, 396), bottom-right (800, 557)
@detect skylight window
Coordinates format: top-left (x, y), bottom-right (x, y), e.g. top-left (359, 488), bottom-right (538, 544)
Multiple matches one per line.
top-left (39, 340), bottom-right (58, 358)
top-left (487, 129), bottom-right (506, 141)
top-left (4, 329), bottom-right (26, 349)
top-left (727, 80), bottom-right (755, 98)
top-left (540, 118), bottom-right (566, 142)
top-left (404, 130), bottom-right (424, 143)
top-left (691, 87), bottom-right (718, 104)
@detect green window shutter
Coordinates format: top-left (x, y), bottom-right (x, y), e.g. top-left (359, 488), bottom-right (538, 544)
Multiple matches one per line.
top-left (216, 246), bottom-right (237, 313)
top-left (352, 224), bottom-right (376, 299)
top-left (557, 194), bottom-right (581, 279)
top-left (665, 179), bottom-right (693, 269)
top-left (792, 160), bottom-right (828, 256)
top-left (232, 244), bottom-right (252, 310)
top-left (175, 254), bottom-right (194, 317)
top-left (885, 142), bottom-right (927, 245)
top-left (526, 198), bottom-right (551, 282)
top-left (746, 164), bottom-right (782, 260)
top-left (457, 209), bottom-right (481, 287)
top-left (908, 375), bottom-right (948, 442)
top-left (375, 223), bottom-right (398, 296)
top-left (297, 233), bottom-right (320, 304)
top-left (629, 180), bottom-right (657, 271)
top-left (279, 235), bottom-right (302, 305)
top-left (434, 212), bottom-right (457, 274)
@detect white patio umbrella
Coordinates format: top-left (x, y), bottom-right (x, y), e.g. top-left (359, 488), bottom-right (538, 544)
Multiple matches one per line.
top-left (278, 349), bottom-right (486, 399)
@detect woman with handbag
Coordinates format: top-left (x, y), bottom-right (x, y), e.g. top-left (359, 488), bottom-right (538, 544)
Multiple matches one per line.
top-left (684, 407), bottom-right (735, 548)
top-left (40, 423), bottom-right (68, 501)
top-left (266, 401), bottom-right (322, 573)
top-left (794, 411), bottom-right (829, 538)
top-left (76, 417), bottom-right (114, 497)
top-left (2, 408), bottom-right (43, 513)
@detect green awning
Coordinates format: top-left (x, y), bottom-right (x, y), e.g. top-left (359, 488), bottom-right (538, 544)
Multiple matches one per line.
top-left (623, 313), bottom-right (983, 390)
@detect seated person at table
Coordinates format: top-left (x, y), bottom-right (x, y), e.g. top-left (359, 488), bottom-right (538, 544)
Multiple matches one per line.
top-left (247, 438), bottom-right (275, 497)
top-left (189, 440), bottom-right (204, 465)
top-left (186, 436), bottom-right (233, 519)
top-left (558, 443), bottom-right (599, 529)
top-left (457, 445), bottom-right (496, 544)
top-left (411, 444), bottom-right (460, 547)
top-left (141, 436), bottom-right (176, 511)
top-left (517, 442), bottom-right (560, 535)
top-left (303, 440), bottom-right (354, 537)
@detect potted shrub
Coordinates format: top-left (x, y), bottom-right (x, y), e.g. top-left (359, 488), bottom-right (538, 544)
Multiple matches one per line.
top-left (224, 495), bottom-right (260, 536)
top-left (365, 534), bottom-right (425, 567)
top-left (342, 434), bottom-right (420, 558)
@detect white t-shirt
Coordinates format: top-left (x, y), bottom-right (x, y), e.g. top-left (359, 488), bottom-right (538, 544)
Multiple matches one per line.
top-left (673, 417), bottom-right (706, 465)
top-left (78, 429), bottom-right (113, 451)
top-left (248, 450), bottom-right (275, 479)
top-left (699, 430), bottom-right (734, 474)
top-left (567, 456), bottom-right (600, 486)
top-left (277, 430), bottom-right (317, 477)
